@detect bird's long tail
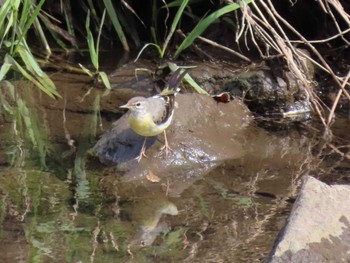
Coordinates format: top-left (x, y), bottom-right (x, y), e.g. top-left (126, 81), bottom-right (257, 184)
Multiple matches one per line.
top-left (160, 68), bottom-right (187, 96)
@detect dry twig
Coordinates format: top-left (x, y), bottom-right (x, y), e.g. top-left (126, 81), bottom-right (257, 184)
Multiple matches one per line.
top-left (237, 0), bottom-right (350, 127)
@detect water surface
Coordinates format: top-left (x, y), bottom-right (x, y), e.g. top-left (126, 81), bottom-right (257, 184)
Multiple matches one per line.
top-left (0, 70), bottom-right (349, 263)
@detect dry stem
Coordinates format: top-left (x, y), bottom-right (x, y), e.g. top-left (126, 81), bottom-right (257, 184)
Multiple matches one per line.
top-left (237, 0), bottom-right (350, 128)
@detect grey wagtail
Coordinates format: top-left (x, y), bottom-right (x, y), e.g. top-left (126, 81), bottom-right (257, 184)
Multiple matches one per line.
top-left (120, 69), bottom-right (186, 162)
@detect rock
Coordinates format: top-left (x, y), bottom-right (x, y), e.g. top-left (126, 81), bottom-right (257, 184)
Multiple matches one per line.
top-left (221, 69), bottom-right (311, 117)
top-left (185, 54), bottom-right (314, 117)
top-left (266, 176), bottom-right (350, 263)
top-left (91, 93), bottom-right (252, 195)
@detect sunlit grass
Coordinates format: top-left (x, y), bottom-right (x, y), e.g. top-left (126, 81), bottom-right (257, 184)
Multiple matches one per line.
top-left (167, 62), bottom-right (208, 94)
top-left (79, 9), bottom-right (111, 89)
top-left (0, 0), bottom-right (253, 98)
top-left (103, 0), bottom-right (130, 52)
top-left (0, 0), bottom-right (59, 98)
top-left (136, 0), bottom-right (189, 60)
top-left (174, 0), bottom-right (253, 58)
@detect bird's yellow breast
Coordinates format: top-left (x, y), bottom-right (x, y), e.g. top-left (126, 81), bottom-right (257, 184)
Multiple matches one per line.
top-left (128, 113), bottom-right (169, 136)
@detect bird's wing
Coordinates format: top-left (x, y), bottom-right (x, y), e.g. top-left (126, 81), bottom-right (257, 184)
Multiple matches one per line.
top-left (148, 95), bottom-right (175, 126)
top-left (148, 69), bottom-right (186, 126)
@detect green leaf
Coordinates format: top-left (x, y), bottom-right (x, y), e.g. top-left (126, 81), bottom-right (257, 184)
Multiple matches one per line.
top-left (17, 46), bottom-right (44, 77)
top-left (87, 31), bottom-right (98, 69)
top-left (19, 0), bottom-right (31, 28)
top-left (174, 0), bottom-right (253, 58)
top-left (98, 71), bottom-right (111, 90)
top-left (85, 11), bottom-right (98, 69)
top-left (164, 0), bottom-right (202, 8)
top-left (33, 17), bottom-right (51, 55)
top-left (16, 0), bottom-right (46, 51)
top-left (167, 62), bottom-right (208, 94)
top-left (5, 54), bottom-right (58, 99)
top-left (0, 0), bottom-right (17, 49)
top-left (103, 0), bottom-right (130, 52)
top-left (134, 43), bottom-right (162, 62)
top-left (0, 63), bottom-right (12, 81)
top-left (96, 9), bottom-right (107, 64)
top-left (161, 0), bottom-right (189, 58)
top-left (16, 46), bottom-right (60, 97)
top-left (0, 0), bottom-right (12, 30)
top-left (78, 63), bottom-right (94, 77)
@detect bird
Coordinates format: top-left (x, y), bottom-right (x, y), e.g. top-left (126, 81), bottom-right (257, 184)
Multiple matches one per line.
top-left (120, 69), bottom-right (186, 162)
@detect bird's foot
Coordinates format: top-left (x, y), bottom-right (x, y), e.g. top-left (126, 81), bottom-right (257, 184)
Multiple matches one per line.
top-left (160, 130), bottom-right (173, 157)
top-left (136, 137), bottom-right (148, 162)
top-left (136, 150), bottom-right (148, 162)
top-left (160, 143), bottom-right (173, 156)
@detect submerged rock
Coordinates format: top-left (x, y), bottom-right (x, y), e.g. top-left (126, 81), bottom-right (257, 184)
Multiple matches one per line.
top-left (266, 176), bottom-right (350, 263)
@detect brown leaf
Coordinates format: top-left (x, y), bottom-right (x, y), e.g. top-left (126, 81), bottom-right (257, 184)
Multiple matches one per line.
top-left (146, 170), bottom-right (161, 183)
top-left (212, 92), bottom-right (232, 103)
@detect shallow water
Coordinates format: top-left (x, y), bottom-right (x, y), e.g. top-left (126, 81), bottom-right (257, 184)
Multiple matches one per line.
top-left (0, 70), bottom-right (349, 263)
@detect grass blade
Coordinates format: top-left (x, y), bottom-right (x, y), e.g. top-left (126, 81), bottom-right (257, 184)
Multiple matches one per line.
top-left (85, 11), bottom-right (98, 69)
top-left (165, 0), bottom-right (202, 8)
top-left (0, 0), bottom-right (13, 48)
top-left (161, 0), bottom-right (189, 58)
top-left (134, 43), bottom-right (162, 62)
top-left (78, 63), bottom-right (94, 77)
top-left (33, 17), bottom-right (51, 55)
top-left (103, 0), bottom-right (130, 52)
top-left (0, 62), bottom-right (12, 81)
top-left (168, 62), bottom-right (208, 94)
top-left (16, 46), bottom-right (60, 97)
top-left (16, 0), bottom-right (46, 53)
top-left (19, 0), bottom-right (31, 28)
top-left (96, 9), bottom-right (107, 64)
top-left (98, 72), bottom-right (111, 90)
top-left (174, 0), bottom-right (253, 58)
top-left (0, 0), bottom-right (12, 29)
top-left (5, 54), bottom-right (59, 99)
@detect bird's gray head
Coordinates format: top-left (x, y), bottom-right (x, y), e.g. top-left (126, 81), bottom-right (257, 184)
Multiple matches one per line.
top-left (120, 97), bottom-right (148, 114)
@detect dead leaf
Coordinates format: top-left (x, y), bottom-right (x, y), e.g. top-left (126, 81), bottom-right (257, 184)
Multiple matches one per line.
top-left (146, 170), bottom-right (161, 183)
top-left (212, 92), bottom-right (232, 103)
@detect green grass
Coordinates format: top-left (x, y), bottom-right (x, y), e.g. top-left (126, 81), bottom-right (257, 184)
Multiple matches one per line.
top-left (174, 0), bottom-right (253, 58)
top-left (0, 0), bottom-right (254, 97)
top-left (103, 0), bottom-right (130, 52)
top-left (79, 9), bottom-right (111, 89)
top-left (0, 0), bottom-right (59, 98)
top-left (136, 0), bottom-right (189, 59)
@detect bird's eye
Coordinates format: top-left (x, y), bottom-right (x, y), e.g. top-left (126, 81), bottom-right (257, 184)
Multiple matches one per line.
top-left (135, 102), bottom-right (141, 107)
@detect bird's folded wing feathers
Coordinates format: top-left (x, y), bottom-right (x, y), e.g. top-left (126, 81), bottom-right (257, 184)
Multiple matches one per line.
top-left (149, 68), bottom-right (187, 125)
top-left (148, 95), bottom-right (174, 126)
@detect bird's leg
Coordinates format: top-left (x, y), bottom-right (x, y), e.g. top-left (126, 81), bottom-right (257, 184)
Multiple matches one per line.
top-left (160, 130), bottom-right (173, 156)
top-left (136, 137), bottom-right (148, 162)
